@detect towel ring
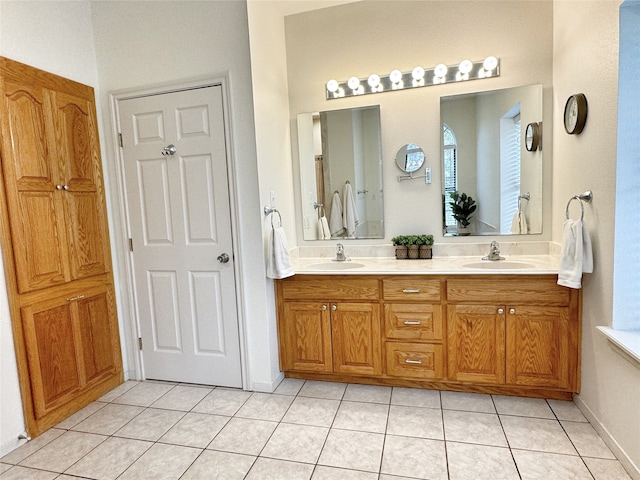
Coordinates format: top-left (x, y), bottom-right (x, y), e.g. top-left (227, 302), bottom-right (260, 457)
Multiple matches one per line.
top-left (565, 190), bottom-right (593, 221)
top-left (270, 210), bottom-right (282, 228)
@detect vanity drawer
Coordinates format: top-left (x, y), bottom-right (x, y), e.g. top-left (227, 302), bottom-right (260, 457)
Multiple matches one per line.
top-left (382, 278), bottom-right (442, 302)
top-left (385, 342), bottom-right (444, 379)
top-left (384, 304), bottom-right (443, 341)
top-left (279, 277), bottom-right (379, 301)
top-left (446, 278), bottom-right (570, 305)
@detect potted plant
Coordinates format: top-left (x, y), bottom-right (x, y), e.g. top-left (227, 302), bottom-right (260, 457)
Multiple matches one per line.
top-left (417, 234), bottom-right (434, 259)
top-left (391, 235), bottom-right (409, 259)
top-left (449, 191), bottom-right (477, 236)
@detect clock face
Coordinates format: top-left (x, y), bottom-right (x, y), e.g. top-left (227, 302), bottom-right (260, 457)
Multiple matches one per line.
top-left (564, 94), bottom-right (587, 134)
top-left (525, 122), bottom-right (539, 151)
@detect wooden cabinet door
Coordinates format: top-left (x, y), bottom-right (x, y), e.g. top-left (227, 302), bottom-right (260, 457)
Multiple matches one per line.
top-left (506, 306), bottom-right (571, 389)
top-left (21, 295), bottom-right (82, 419)
top-left (49, 90), bottom-right (111, 280)
top-left (0, 81), bottom-right (69, 292)
top-left (331, 302), bottom-right (381, 376)
top-left (282, 302), bottom-right (333, 372)
top-left (20, 284), bottom-right (120, 419)
top-left (447, 304), bottom-right (505, 384)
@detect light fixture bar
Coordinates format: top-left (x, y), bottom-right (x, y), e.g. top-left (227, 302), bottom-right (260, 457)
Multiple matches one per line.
top-left (326, 57), bottom-right (500, 100)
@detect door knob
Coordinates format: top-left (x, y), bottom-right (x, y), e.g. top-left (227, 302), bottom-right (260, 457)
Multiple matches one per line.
top-left (162, 144), bottom-right (177, 156)
top-left (217, 253), bottom-right (230, 263)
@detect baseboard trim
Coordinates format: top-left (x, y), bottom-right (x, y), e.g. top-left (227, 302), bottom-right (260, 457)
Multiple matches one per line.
top-left (574, 395), bottom-right (640, 480)
top-left (249, 372), bottom-right (285, 393)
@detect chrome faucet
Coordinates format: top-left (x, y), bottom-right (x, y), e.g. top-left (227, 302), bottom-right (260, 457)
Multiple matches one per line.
top-left (483, 241), bottom-right (505, 261)
top-left (334, 243), bottom-right (348, 262)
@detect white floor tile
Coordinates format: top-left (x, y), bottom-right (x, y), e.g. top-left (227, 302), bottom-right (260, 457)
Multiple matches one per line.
top-left (562, 421), bottom-right (616, 459)
top-left (447, 441), bottom-right (520, 480)
top-left (181, 450), bottom-right (255, 480)
top-left (391, 386), bottom-right (441, 409)
top-left (282, 396), bottom-right (340, 428)
top-left (299, 381), bottom-right (347, 400)
top-left (159, 412), bottom-right (229, 448)
top-left (441, 391), bottom-right (496, 413)
top-left (261, 423), bottom-right (329, 464)
top-left (332, 401), bottom-right (389, 433)
top-left (547, 399), bottom-right (588, 422)
top-left (343, 384), bottom-right (392, 404)
top-left (443, 410), bottom-right (508, 447)
top-left (150, 385), bottom-right (212, 411)
top-left (512, 449), bottom-right (593, 480)
top-left (234, 392), bottom-right (295, 422)
top-left (381, 435), bottom-right (448, 480)
top-left (207, 417), bottom-right (277, 456)
top-left (387, 404), bottom-right (444, 440)
top-left (19, 431), bottom-right (106, 473)
top-left (117, 443), bottom-right (201, 480)
top-left (192, 388), bottom-right (252, 416)
top-left (245, 457), bottom-right (314, 480)
top-left (501, 416), bottom-right (577, 455)
top-left (318, 429), bottom-right (384, 472)
top-left (583, 457), bottom-right (634, 480)
top-left (493, 395), bottom-right (555, 419)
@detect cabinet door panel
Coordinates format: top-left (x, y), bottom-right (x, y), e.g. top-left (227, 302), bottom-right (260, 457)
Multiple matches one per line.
top-left (282, 302), bottom-right (333, 372)
top-left (447, 305), bottom-right (505, 384)
top-left (77, 288), bottom-right (119, 383)
top-left (332, 303), bottom-right (381, 376)
top-left (21, 299), bottom-right (82, 418)
top-left (506, 306), bottom-right (570, 388)
top-left (63, 191), bottom-right (110, 279)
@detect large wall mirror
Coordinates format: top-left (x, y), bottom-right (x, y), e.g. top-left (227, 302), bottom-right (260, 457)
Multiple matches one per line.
top-left (441, 84), bottom-right (543, 236)
top-left (297, 105), bottom-right (384, 240)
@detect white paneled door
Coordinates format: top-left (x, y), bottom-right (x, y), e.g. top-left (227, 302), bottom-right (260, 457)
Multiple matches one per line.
top-left (119, 86), bottom-right (242, 387)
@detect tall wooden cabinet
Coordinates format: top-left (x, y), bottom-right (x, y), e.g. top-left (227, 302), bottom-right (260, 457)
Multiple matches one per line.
top-left (0, 57), bottom-right (123, 437)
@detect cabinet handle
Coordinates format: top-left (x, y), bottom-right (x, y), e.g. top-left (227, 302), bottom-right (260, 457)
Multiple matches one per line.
top-left (331, 305), bottom-right (337, 311)
top-left (509, 308), bottom-right (516, 314)
top-left (67, 294), bottom-right (85, 302)
top-left (321, 305), bottom-right (327, 310)
top-left (497, 308), bottom-right (504, 314)
top-left (63, 185), bottom-right (70, 191)
top-left (403, 320), bottom-right (422, 325)
top-left (56, 184), bottom-right (64, 190)
top-left (402, 288), bottom-right (421, 293)
top-left (404, 359), bottom-right (423, 365)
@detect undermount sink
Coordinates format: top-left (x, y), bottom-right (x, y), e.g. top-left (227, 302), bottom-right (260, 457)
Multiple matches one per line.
top-left (462, 261), bottom-right (536, 270)
top-left (306, 261), bottom-right (366, 270)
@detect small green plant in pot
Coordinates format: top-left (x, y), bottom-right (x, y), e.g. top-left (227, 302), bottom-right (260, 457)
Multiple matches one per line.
top-left (391, 235), bottom-right (410, 259)
top-left (449, 191), bottom-right (477, 235)
top-left (405, 235), bottom-right (421, 259)
top-left (417, 234), bottom-right (434, 259)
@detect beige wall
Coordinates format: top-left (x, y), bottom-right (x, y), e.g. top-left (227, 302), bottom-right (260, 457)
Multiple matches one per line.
top-left (553, 0), bottom-right (640, 474)
top-left (285, 0), bottom-right (554, 244)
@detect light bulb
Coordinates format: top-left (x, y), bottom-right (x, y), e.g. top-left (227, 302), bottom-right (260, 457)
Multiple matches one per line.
top-left (326, 79), bottom-right (339, 93)
top-left (347, 76), bottom-right (360, 90)
top-left (483, 56), bottom-right (498, 71)
top-left (389, 69), bottom-right (402, 84)
top-left (459, 60), bottom-right (473, 74)
top-left (411, 66), bottom-right (425, 81)
top-left (434, 63), bottom-right (448, 78)
top-left (367, 74), bottom-right (380, 88)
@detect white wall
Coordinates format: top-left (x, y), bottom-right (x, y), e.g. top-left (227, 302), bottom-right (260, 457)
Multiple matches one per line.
top-left (90, 0), bottom-right (280, 392)
top-left (284, 0), bottom-right (554, 245)
top-left (0, 0), bottom-right (99, 455)
top-left (553, 0), bottom-right (640, 474)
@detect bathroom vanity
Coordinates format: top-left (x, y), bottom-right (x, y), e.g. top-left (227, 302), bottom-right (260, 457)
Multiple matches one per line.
top-left (275, 258), bottom-right (580, 400)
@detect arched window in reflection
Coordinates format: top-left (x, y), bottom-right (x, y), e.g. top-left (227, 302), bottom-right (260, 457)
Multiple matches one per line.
top-left (443, 124), bottom-right (458, 227)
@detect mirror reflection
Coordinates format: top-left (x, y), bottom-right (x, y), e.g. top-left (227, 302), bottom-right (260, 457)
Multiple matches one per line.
top-left (396, 144), bottom-right (425, 173)
top-left (297, 105), bottom-right (384, 240)
top-left (440, 84), bottom-right (543, 236)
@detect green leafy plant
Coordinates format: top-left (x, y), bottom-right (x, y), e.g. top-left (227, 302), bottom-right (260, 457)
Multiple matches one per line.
top-left (416, 234), bottom-right (434, 246)
top-left (391, 235), bottom-right (410, 246)
top-left (449, 191), bottom-right (477, 227)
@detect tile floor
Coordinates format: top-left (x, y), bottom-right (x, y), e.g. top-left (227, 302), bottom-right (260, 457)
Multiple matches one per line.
top-left (0, 379), bottom-right (633, 480)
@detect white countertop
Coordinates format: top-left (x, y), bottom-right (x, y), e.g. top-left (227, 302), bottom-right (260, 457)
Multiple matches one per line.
top-left (291, 255), bottom-right (560, 275)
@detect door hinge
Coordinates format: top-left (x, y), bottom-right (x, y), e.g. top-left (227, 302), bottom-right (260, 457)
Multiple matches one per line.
top-left (129, 238), bottom-right (133, 252)
top-left (138, 337), bottom-right (143, 350)
top-left (118, 133), bottom-right (123, 148)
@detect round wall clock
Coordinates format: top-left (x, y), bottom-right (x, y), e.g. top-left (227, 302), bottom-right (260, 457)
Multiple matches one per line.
top-left (564, 93), bottom-right (588, 134)
top-left (525, 122), bottom-right (541, 151)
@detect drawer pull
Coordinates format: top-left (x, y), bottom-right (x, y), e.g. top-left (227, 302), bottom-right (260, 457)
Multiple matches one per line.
top-left (67, 294), bottom-right (85, 302)
top-left (509, 308), bottom-right (516, 314)
top-left (321, 305), bottom-right (327, 311)
top-left (403, 320), bottom-right (422, 325)
top-left (402, 288), bottom-right (421, 293)
top-left (497, 308), bottom-right (504, 314)
top-left (404, 359), bottom-right (423, 365)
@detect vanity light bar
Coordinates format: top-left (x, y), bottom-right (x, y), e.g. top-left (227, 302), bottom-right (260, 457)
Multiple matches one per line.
top-left (326, 57), bottom-right (500, 100)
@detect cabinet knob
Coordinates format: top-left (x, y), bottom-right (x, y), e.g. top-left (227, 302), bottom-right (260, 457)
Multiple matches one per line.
top-left (321, 305), bottom-right (327, 311)
top-left (56, 184), bottom-right (64, 190)
top-left (63, 185), bottom-right (70, 191)
top-left (331, 305), bottom-right (337, 311)
top-left (497, 308), bottom-right (504, 314)
top-left (509, 308), bottom-right (516, 314)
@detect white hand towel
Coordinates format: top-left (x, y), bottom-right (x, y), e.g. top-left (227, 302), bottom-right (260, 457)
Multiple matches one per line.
top-left (557, 219), bottom-right (593, 289)
top-left (319, 215), bottom-right (331, 240)
top-left (342, 182), bottom-right (359, 238)
top-left (267, 226), bottom-right (294, 279)
top-left (329, 192), bottom-right (344, 236)
top-left (511, 210), bottom-right (528, 234)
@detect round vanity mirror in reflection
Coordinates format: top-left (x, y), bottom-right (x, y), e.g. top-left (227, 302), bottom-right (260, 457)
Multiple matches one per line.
top-left (395, 143), bottom-right (425, 173)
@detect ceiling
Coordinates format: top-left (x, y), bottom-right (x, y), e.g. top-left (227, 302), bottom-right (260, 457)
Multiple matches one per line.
top-left (272, 0), bottom-right (361, 16)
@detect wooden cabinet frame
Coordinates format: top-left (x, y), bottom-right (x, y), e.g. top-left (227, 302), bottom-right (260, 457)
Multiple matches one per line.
top-left (276, 274), bottom-right (581, 400)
